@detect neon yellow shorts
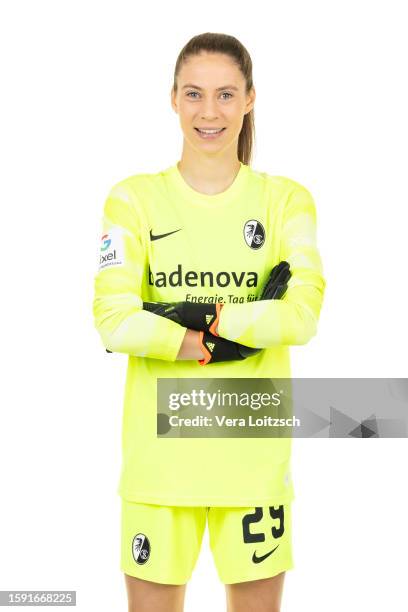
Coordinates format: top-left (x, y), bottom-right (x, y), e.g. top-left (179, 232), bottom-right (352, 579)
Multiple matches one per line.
top-left (120, 499), bottom-right (294, 585)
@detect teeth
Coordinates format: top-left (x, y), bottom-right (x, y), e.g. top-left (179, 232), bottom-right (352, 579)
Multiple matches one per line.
top-left (197, 128), bottom-right (224, 134)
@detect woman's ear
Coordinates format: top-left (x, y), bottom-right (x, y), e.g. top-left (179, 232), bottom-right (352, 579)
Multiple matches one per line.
top-left (170, 87), bottom-right (178, 114)
top-left (246, 86), bottom-right (256, 113)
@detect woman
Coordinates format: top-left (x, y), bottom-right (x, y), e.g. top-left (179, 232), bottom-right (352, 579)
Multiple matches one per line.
top-left (93, 32), bottom-right (326, 612)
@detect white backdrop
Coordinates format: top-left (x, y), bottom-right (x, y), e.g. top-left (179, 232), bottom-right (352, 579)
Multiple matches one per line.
top-left (1, 0), bottom-right (407, 610)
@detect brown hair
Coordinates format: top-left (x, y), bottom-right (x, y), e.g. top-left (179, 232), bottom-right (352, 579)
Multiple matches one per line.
top-left (172, 32), bottom-right (255, 166)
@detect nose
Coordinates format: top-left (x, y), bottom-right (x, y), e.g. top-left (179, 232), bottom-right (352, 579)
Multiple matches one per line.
top-left (200, 99), bottom-right (220, 120)
top-left (200, 113), bottom-right (219, 122)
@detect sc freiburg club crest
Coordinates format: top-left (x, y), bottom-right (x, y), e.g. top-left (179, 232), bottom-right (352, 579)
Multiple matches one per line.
top-left (244, 220), bottom-right (265, 249)
top-left (132, 533), bottom-right (151, 565)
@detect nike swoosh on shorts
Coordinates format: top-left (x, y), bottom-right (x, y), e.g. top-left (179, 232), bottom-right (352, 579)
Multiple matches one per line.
top-left (252, 544), bottom-right (280, 564)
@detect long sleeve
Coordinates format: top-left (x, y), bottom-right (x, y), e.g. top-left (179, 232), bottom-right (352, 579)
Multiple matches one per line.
top-left (92, 181), bottom-right (187, 360)
top-left (217, 184), bottom-right (326, 348)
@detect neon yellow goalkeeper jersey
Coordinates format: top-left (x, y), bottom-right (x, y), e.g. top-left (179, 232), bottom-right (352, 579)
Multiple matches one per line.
top-left (93, 161), bottom-right (326, 507)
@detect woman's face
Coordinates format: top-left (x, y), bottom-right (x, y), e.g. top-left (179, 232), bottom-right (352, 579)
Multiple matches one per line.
top-left (171, 52), bottom-right (255, 156)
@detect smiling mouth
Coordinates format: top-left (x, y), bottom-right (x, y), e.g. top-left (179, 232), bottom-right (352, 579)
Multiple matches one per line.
top-left (194, 127), bottom-right (226, 139)
top-left (195, 127), bottom-right (226, 132)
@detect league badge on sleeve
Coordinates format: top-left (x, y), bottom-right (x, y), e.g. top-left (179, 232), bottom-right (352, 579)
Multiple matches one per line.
top-left (98, 226), bottom-right (125, 271)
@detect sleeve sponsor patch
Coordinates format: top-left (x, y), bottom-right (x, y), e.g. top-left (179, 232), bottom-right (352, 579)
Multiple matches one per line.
top-left (98, 226), bottom-right (125, 271)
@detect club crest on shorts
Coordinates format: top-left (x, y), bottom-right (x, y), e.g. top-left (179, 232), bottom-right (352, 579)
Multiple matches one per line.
top-left (132, 533), bottom-right (151, 564)
top-left (243, 220), bottom-right (265, 249)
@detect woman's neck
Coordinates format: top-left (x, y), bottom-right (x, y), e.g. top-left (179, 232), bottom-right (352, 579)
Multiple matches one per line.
top-left (176, 155), bottom-right (241, 196)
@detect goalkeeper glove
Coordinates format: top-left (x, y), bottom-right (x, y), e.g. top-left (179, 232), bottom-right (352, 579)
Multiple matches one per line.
top-left (259, 261), bottom-right (291, 300)
top-left (142, 300), bottom-right (223, 335)
top-left (196, 331), bottom-right (262, 366)
top-left (195, 262), bottom-right (291, 364)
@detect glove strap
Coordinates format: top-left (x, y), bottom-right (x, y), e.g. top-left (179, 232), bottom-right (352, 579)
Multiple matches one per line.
top-left (208, 303), bottom-right (223, 336)
top-left (197, 330), bottom-right (212, 366)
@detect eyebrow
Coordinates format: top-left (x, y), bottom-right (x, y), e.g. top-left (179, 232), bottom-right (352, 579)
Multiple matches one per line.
top-left (182, 83), bottom-right (239, 91)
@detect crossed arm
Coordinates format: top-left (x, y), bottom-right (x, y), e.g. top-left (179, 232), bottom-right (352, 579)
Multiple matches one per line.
top-left (93, 182), bottom-right (326, 362)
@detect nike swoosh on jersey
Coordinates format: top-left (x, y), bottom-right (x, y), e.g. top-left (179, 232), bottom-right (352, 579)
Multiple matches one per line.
top-left (150, 229), bottom-right (182, 241)
top-left (252, 544), bottom-right (280, 564)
